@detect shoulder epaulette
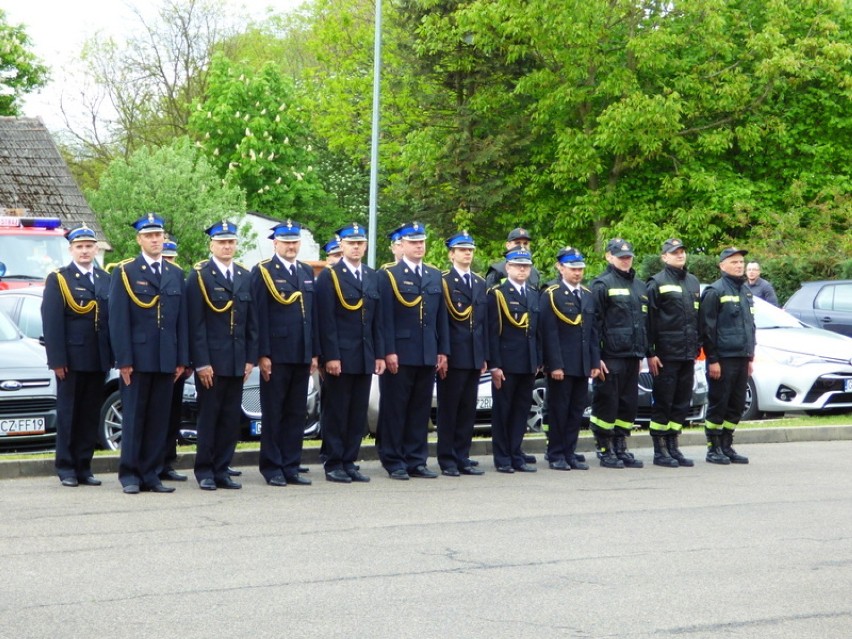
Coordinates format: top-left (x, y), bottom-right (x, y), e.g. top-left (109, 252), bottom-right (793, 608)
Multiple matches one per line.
top-left (193, 259), bottom-right (208, 270)
top-left (234, 261), bottom-right (248, 270)
top-left (441, 269), bottom-right (451, 276)
top-left (118, 257), bottom-right (134, 266)
top-left (424, 262), bottom-right (439, 271)
top-left (545, 284), bottom-right (559, 294)
top-left (581, 285), bottom-right (591, 292)
top-left (471, 272), bottom-right (486, 283)
top-left (488, 283), bottom-right (501, 293)
top-left (259, 257), bottom-right (273, 265)
top-left (380, 261), bottom-right (396, 270)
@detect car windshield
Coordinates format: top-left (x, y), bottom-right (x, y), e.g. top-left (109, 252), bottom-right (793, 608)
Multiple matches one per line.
top-left (0, 235), bottom-right (66, 279)
top-left (754, 298), bottom-right (803, 329)
top-left (0, 311), bottom-right (22, 341)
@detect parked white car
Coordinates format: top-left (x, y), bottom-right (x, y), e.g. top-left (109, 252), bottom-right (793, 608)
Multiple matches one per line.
top-left (745, 297), bottom-right (852, 418)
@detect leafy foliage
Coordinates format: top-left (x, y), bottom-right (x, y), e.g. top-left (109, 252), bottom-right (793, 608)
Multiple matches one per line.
top-left (86, 137), bottom-right (249, 266)
top-left (0, 9), bottom-right (49, 115)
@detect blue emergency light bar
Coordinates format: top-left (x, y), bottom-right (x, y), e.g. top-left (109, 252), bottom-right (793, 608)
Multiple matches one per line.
top-left (0, 216), bottom-right (63, 229)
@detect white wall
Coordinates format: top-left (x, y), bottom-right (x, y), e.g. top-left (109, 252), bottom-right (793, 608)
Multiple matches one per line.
top-left (238, 213), bottom-right (320, 269)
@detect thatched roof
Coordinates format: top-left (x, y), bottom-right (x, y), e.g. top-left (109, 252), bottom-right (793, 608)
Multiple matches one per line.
top-left (0, 117), bottom-right (105, 242)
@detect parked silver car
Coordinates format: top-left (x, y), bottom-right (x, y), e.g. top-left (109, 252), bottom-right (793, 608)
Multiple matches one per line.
top-left (0, 308), bottom-right (58, 452)
top-left (744, 297), bottom-right (852, 418)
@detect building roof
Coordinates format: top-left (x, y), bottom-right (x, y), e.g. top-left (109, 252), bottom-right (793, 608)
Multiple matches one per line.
top-left (0, 117), bottom-right (106, 243)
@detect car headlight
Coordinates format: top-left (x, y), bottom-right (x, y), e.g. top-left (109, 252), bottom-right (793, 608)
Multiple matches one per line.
top-left (757, 345), bottom-right (830, 367)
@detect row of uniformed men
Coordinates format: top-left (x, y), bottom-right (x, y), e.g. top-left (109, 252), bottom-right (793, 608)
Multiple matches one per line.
top-left (41, 215), bottom-right (755, 493)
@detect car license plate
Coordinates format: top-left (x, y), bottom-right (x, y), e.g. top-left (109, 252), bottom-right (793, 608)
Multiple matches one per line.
top-left (250, 420), bottom-right (262, 436)
top-left (0, 416), bottom-right (46, 436)
top-left (476, 397), bottom-right (492, 411)
top-left (845, 379), bottom-right (852, 393)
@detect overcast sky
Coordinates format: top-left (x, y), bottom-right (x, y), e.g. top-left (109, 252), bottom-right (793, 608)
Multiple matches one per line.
top-left (4, 0), bottom-right (303, 131)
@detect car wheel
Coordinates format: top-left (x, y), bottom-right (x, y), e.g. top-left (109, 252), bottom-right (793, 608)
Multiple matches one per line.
top-left (99, 389), bottom-right (123, 450)
top-left (740, 377), bottom-right (762, 421)
top-left (527, 380), bottom-right (546, 433)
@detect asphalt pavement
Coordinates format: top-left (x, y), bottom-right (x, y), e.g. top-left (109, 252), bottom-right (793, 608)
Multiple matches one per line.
top-left (1, 436), bottom-right (851, 638)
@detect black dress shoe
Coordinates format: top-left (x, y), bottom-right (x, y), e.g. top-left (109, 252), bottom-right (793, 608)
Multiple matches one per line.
top-left (145, 483), bottom-right (176, 493)
top-left (215, 477), bottom-right (242, 489)
top-left (159, 468), bottom-right (188, 482)
top-left (466, 458), bottom-right (480, 467)
top-left (388, 469), bottom-right (410, 480)
top-left (549, 459), bottom-right (571, 471)
top-left (267, 475), bottom-right (287, 487)
top-left (326, 469), bottom-right (352, 483)
top-left (60, 477), bottom-right (78, 487)
top-left (284, 474), bottom-right (312, 486)
top-left (460, 466), bottom-right (485, 475)
top-left (123, 484), bottom-right (140, 494)
top-left (409, 465), bottom-right (438, 478)
top-left (574, 453), bottom-right (586, 463)
top-left (522, 453), bottom-right (537, 464)
top-left (441, 467), bottom-right (461, 477)
top-left (495, 465), bottom-right (515, 474)
top-left (78, 476), bottom-right (102, 486)
top-left (568, 458), bottom-right (590, 470)
top-left (199, 478), bottom-right (217, 491)
top-left (515, 463), bottom-right (537, 473)
top-left (227, 467), bottom-right (242, 477)
top-left (299, 465), bottom-right (310, 473)
top-left (345, 469), bottom-right (370, 483)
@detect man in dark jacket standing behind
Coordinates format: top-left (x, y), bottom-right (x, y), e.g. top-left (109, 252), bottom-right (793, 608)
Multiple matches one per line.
top-left (699, 247), bottom-right (756, 465)
top-left (646, 238), bottom-right (701, 468)
top-left (42, 224), bottom-right (111, 487)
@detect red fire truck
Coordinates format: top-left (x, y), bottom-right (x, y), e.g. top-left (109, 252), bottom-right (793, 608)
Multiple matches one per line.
top-left (0, 210), bottom-right (67, 290)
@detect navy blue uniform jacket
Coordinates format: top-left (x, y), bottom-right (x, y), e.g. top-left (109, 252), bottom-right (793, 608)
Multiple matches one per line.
top-left (42, 263), bottom-right (112, 372)
top-left (487, 281), bottom-right (541, 374)
top-left (442, 268), bottom-right (488, 370)
top-left (186, 259), bottom-right (259, 377)
top-left (540, 282), bottom-right (600, 377)
top-left (379, 261), bottom-right (450, 366)
top-left (316, 261), bottom-right (383, 374)
top-left (251, 255), bottom-right (317, 364)
top-left (108, 255), bottom-right (189, 372)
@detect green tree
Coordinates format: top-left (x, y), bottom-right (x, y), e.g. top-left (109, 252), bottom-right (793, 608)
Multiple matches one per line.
top-left (87, 136), bottom-right (249, 266)
top-left (0, 9), bottom-right (49, 115)
top-left (188, 54), bottom-right (328, 227)
top-left (414, 0), bottom-right (851, 267)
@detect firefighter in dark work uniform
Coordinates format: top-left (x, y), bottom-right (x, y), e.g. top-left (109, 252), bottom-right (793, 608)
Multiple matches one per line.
top-left (589, 238), bottom-right (648, 469)
top-left (699, 247), bottom-right (756, 465)
top-left (646, 238), bottom-right (701, 468)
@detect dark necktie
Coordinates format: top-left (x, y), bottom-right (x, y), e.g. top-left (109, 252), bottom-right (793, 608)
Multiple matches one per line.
top-left (573, 288), bottom-right (581, 303)
top-left (415, 265), bottom-right (421, 279)
top-left (519, 286), bottom-right (525, 298)
top-left (355, 269), bottom-right (361, 282)
top-left (226, 269), bottom-right (232, 283)
top-left (463, 273), bottom-right (471, 291)
top-left (151, 261), bottom-right (160, 282)
top-left (87, 271), bottom-right (94, 285)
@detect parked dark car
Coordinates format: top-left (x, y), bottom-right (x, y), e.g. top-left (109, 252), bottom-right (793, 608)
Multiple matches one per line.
top-left (784, 280), bottom-right (852, 338)
top-left (0, 287), bottom-right (320, 451)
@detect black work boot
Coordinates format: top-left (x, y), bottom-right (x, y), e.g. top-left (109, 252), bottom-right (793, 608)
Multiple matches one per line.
top-left (666, 432), bottom-right (694, 467)
top-left (705, 432), bottom-right (731, 465)
top-left (613, 434), bottom-right (644, 468)
top-left (651, 433), bottom-right (679, 468)
top-left (594, 432), bottom-right (624, 469)
top-left (721, 429), bottom-right (749, 464)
